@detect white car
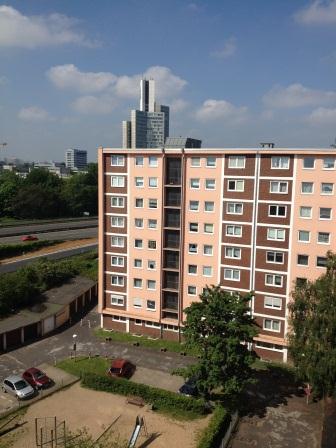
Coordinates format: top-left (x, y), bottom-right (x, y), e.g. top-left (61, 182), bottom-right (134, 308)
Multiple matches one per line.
top-left (2, 375), bottom-right (35, 400)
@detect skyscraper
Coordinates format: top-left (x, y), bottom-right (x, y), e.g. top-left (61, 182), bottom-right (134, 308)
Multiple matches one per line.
top-left (65, 148), bottom-right (87, 170)
top-left (122, 80), bottom-right (169, 149)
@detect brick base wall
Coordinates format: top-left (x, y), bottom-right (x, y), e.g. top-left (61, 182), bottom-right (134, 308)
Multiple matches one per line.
top-left (103, 316), bottom-right (126, 332)
top-left (254, 345), bottom-right (284, 362)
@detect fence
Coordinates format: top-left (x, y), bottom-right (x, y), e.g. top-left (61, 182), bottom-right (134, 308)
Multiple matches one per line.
top-left (218, 411), bottom-right (239, 448)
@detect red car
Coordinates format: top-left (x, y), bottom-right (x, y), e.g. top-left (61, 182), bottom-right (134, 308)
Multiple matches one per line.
top-left (107, 359), bottom-right (135, 378)
top-left (21, 235), bottom-right (38, 242)
top-left (22, 368), bottom-right (52, 389)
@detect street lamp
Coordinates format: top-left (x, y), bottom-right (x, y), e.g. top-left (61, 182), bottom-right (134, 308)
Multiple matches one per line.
top-left (72, 334), bottom-right (77, 361)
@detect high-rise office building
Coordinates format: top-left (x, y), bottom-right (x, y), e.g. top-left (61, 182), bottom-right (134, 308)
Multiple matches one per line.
top-left (65, 148), bottom-right (87, 171)
top-left (122, 80), bottom-right (169, 149)
top-left (98, 144), bottom-right (336, 363)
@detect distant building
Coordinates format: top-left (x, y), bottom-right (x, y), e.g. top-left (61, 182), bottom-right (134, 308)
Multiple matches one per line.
top-left (65, 149), bottom-right (87, 170)
top-left (34, 161), bottom-right (71, 178)
top-left (165, 137), bottom-right (202, 149)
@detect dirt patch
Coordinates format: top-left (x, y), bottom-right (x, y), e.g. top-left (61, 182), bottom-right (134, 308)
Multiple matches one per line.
top-left (9, 382), bottom-right (209, 448)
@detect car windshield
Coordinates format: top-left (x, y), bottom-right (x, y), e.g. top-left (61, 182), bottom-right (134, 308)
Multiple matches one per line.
top-left (110, 367), bottom-right (122, 374)
top-left (34, 371), bottom-right (45, 379)
top-left (14, 380), bottom-right (28, 390)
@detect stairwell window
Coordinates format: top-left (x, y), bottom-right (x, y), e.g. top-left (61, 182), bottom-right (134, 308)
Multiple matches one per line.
top-left (111, 176), bottom-right (125, 187)
top-left (271, 156), bottom-right (289, 169)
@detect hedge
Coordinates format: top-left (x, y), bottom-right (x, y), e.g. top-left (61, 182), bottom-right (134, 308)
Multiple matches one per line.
top-left (196, 406), bottom-right (231, 448)
top-left (81, 372), bottom-right (207, 417)
top-left (0, 240), bottom-right (58, 259)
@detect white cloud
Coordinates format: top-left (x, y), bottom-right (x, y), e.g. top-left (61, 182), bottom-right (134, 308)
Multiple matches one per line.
top-left (294, 0), bottom-right (336, 25)
top-left (187, 3), bottom-right (201, 12)
top-left (263, 83), bottom-right (336, 109)
top-left (170, 99), bottom-right (188, 113)
top-left (71, 95), bottom-right (116, 115)
top-left (18, 106), bottom-right (52, 122)
top-left (0, 5), bottom-right (95, 48)
top-left (211, 37), bottom-right (237, 59)
top-left (307, 107), bottom-right (336, 124)
top-left (196, 99), bottom-right (248, 123)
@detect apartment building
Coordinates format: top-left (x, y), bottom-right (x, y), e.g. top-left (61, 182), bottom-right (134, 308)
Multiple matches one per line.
top-left (98, 146), bottom-right (336, 362)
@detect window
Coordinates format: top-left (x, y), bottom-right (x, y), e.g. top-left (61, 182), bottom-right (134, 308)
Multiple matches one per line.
top-left (226, 225), bottom-right (242, 237)
top-left (111, 216), bottom-right (125, 227)
top-left (189, 200), bottom-right (199, 211)
top-left (298, 230), bottom-right (310, 242)
top-left (111, 275), bottom-right (124, 286)
top-left (266, 251), bottom-right (284, 264)
top-left (147, 280), bottom-right (156, 290)
top-left (228, 180), bottom-right (244, 192)
top-left (321, 183), bottom-right (333, 194)
top-left (163, 324), bottom-right (179, 332)
top-left (188, 285), bottom-right (197, 295)
top-left (189, 222), bottom-right (198, 232)
top-left (228, 155), bottom-right (245, 168)
top-left (111, 155), bottom-right (124, 166)
top-left (145, 320), bottom-right (160, 328)
top-left (133, 278), bottom-right (142, 288)
top-left (111, 256), bottom-right (124, 267)
top-left (133, 298), bottom-right (142, 308)
top-left (270, 181), bottom-right (288, 194)
top-left (111, 236), bottom-right (124, 247)
top-left (204, 223), bottom-right (214, 233)
top-left (188, 264), bottom-right (197, 274)
top-left (135, 198), bottom-right (143, 208)
top-left (111, 294), bottom-right (124, 306)
top-left (148, 219), bottom-right (157, 229)
top-left (224, 268), bottom-right (240, 281)
top-left (323, 157), bottom-right (335, 169)
top-left (134, 239), bottom-right (143, 248)
top-left (297, 254), bottom-right (309, 266)
top-left (225, 247), bottom-right (241, 259)
top-left (267, 228), bottom-right (285, 241)
top-left (189, 243), bottom-right (198, 253)
top-left (134, 259), bottom-right (142, 268)
top-left (135, 319), bottom-right (142, 325)
top-left (148, 198), bottom-right (158, 209)
top-left (255, 341), bottom-right (283, 351)
top-left (206, 156), bottom-right (216, 167)
top-left (204, 201), bottom-right (214, 212)
top-left (148, 260), bottom-right (156, 270)
top-left (303, 157), bottom-right (315, 169)
top-left (191, 157), bottom-right (201, 167)
top-left (203, 245), bottom-right (213, 255)
top-left (205, 179), bottom-right (216, 189)
top-left (318, 232), bottom-right (330, 244)
top-left (263, 319), bottom-right (281, 332)
top-left (149, 177), bottom-right (158, 188)
top-left (135, 177), bottom-right (144, 187)
top-left (317, 256), bottom-right (327, 267)
top-left (134, 218), bottom-right (143, 228)
top-left (296, 277), bottom-right (307, 287)
top-left (271, 156), bottom-right (289, 169)
top-left (148, 240), bottom-right (156, 249)
top-left (112, 315), bottom-right (126, 322)
top-left (300, 206), bottom-right (312, 218)
top-left (269, 205), bottom-right (286, 217)
top-left (149, 156), bottom-right (158, 167)
top-left (146, 300), bottom-right (156, 310)
top-left (265, 274), bottom-right (283, 287)
top-left (111, 176), bottom-right (125, 187)
top-left (135, 156), bottom-right (144, 166)
top-left (264, 296), bottom-right (282, 309)
top-left (203, 266), bottom-right (212, 276)
top-left (301, 182), bottom-right (313, 194)
top-left (320, 207), bottom-right (331, 220)
top-left (227, 202), bottom-right (243, 214)
top-left (190, 178), bottom-right (200, 189)
top-left (111, 196), bottom-right (124, 208)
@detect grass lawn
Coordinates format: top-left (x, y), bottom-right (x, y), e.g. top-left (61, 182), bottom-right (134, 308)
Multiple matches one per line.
top-left (94, 327), bottom-right (199, 356)
top-left (57, 356), bottom-right (110, 377)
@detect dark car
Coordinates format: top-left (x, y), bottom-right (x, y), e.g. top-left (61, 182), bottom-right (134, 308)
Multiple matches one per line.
top-left (107, 359), bottom-right (135, 378)
top-left (179, 377), bottom-right (198, 397)
top-left (21, 235), bottom-right (38, 242)
top-left (22, 368), bottom-right (52, 389)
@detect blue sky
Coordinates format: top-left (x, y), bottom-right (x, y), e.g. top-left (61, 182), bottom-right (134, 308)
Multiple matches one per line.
top-left (0, 0), bottom-right (336, 162)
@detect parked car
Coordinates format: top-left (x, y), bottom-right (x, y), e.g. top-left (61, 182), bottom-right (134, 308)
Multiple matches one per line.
top-left (178, 377), bottom-right (198, 397)
top-left (21, 235), bottom-right (38, 241)
top-left (107, 359), bottom-right (135, 378)
top-left (2, 375), bottom-right (35, 400)
top-left (22, 368), bottom-right (52, 389)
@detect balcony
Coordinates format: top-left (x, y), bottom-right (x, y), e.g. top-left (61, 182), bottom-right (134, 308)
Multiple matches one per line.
top-left (163, 251), bottom-right (179, 269)
top-left (164, 209), bottom-right (180, 228)
top-left (164, 230), bottom-right (180, 249)
top-left (163, 272), bottom-right (179, 291)
top-left (163, 291), bottom-right (179, 310)
top-left (165, 188), bottom-right (181, 207)
top-left (165, 158), bottom-right (181, 186)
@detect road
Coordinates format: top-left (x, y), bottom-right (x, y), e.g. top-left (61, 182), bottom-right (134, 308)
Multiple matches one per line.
top-left (0, 226), bottom-right (97, 244)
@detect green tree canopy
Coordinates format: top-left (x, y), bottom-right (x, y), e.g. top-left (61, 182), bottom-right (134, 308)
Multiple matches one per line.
top-left (288, 251), bottom-right (336, 398)
top-left (0, 170), bottom-right (22, 217)
top-left (182, 285), bottom-right (257, 399)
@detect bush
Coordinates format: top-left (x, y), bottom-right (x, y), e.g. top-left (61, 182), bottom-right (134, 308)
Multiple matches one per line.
top-left (196, 406), bottom-right (231, 448)
top-left (0, 240), bottom-right (57, 260)
top-left (81, 372), bottom-right (207, 417)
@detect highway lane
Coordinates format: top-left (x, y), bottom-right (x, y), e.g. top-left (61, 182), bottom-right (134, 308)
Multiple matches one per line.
top-left (0, 226), bottom-right (98, 244)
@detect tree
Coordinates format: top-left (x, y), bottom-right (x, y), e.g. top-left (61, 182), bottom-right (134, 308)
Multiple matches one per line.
top-left (61, 169), bottom-right (98, 216)
top-left (0, 170), bottom-right (22, 217)
top-left (182, 285), bottom-right (257, 399)
top-left (288, 251), bottom-right (336, 398)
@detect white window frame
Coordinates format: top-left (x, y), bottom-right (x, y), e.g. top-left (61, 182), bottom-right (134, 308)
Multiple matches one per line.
top-left (111, 236), bottom-right (125, 247)
top-left (317, 232), bottom-right (330, 245)
top-left (301, 182), bottom-right (314, 194)
top-left (135, 156), bottom-right (144, 166)
top-left (297, 254), bottom-right (309, 266)
top-left (300, 206), bottom-right (312, 219)
top-left (267, 228), bottom-right (285, 241)
top-left (133, 298), bottom-right (142, 308)
top-left (187, 285), bottom-right (197, 296)
top-left (133, 259), bottom-right (142, 268)
top-left (147, 280), bottom-right (156, 290)
top-left (204, 201), bottom-right (214, 212)
top-left (111, 196), bottom-right (124, 208)
top-left (111, 176), bottom-right (125, 187)
top-left (323, 157), bottom-right (335, 170)
top-left (265, 274), bottom-right (283, 287)
top-left (264, 296), bottom-right (282, 310)
top-left (148, 219), bottom-right (157, 229)
top-left (188, 264), bottom-right (198, 275)
top-left (111, 275), bottom-right (124, 286)
top-left (148, 240), bottom-right (157, 250)
top-left (135, 177), bottom-right (144, 187)
top-left (189, 200), bottom-right (199, 211)
top-left (303, 156), bottom-right (315, 169)
top-left (111, 155), bottom-right (125, 166)
top-left (133, 278), bottom-right (143, 288)
top-left (270, 181), bottom-right (288, 194)
top-left (112, 315), bottom-right (126, 322)
top-left (319, 207), bottom-right (332, 220)
top-left (321, 183), bottom-right (334, 195)
top-left (111, 216), bottom-right (125, 228)
top-left (190, 178), bottom-right (200, 189)
top-left (135, 198), bottom-right (144, 208)
top-left (203, 245), bottom-right (213, 256)
top-left (188, 243), bottom-right (198, 254)
top-left (148, 177), bottom-right (158, 188)
top-left (271, 156), bottom-right (289, 169)
top-left (134, 218), bottom-right (144, 228)
top-left (266, 251), bottom-right (284, 264)
top-left (298, 230), bottom-right (310, 243)
top-left (227, 179), bottom-right (244, 192)
top-left (224, 268), bottom-right (240, 281)
top-left (225, 247), bottom-right (241, 259)
top-left (189, 222), bottom-right (199, 233)
top-left (205, 179), bottom-right (216, 190)
top-left (316, 256), bottom-right (327, 268)
top-left (263, 318), bottom-right (281, 333)
top-left (148, 156), bottom-right (158, 167)
top-left (226, 225), bottom-right (242, 237)
top-left (135, 319), bottom-right (143, 325)
top-left (110, 294), bottom-right (124, 306)
top-left (204, 223), bottom-right (214, 234)
top-left (227, 202), bottom-right (243, 215)
top-left (111, 256), bottom-right (124, 267)
top-left (228, 155), bottom-right (245, 169)
top-left (203, 266), bottom-right (213, 277)
top-left (147, 260), bottom-right (156, 270)
top-left (206, 156), bottom-right (216, 168)
top-left (268, 205), bottom-right (287, 218)
top-left (148, 198), bottom-right (158, 209)
top-left (191, 157), bottom-right (201, 167)
top-left (146, 300), bottom-right (156, 311)
top-left (134, 238), bottom-right (143, 249)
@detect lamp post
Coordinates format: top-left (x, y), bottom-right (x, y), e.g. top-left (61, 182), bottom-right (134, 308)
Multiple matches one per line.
top-left (72, 334), bottom-right (77, 361)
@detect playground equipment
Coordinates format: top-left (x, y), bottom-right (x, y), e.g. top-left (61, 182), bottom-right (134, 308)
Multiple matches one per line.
top-left (128, 416), bottom-right (147, 448)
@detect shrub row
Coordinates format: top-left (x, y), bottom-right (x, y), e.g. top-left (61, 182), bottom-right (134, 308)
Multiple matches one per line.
top-left (196, 405), bottom-right (231, 448)
top-left (81, 372), bottom-right (207, 416)
top-left (0, 240), bottom-right (57, 259)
